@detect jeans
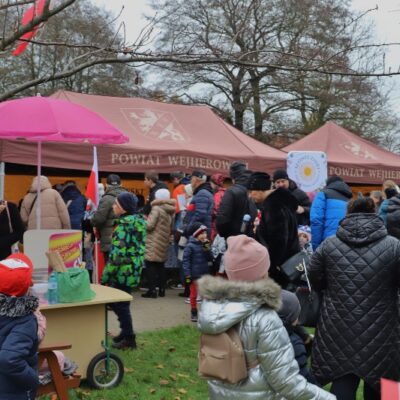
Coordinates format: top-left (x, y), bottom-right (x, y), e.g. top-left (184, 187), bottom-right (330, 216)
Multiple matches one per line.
top-left (109, 284), bottom-right (134, 337)
top-left (145, 260), bottom-right (166, 292)
top-left (331, 374), bottom-right (379, 400)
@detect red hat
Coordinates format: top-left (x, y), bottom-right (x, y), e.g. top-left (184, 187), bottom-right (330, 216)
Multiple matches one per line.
top-left (0, 253), bottom-right (33, 297)
top-left (211, 173), bottom-right (226, 187)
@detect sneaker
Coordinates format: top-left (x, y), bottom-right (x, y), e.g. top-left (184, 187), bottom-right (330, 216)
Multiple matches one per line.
top-left (190, 309), bottom-right (198, 322)
top-left (158, 288), bottom-right (165, 297)
top-left (170, 284), bottom-right (184, 290)
top-left (184, 298), bottom-right (190, 304)
top-left (196, 296), bottom-right (202, 304)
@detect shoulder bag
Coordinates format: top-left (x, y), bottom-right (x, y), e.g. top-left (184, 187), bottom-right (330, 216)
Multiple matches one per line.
top-left (295, 261), bottom-right (321, 327)
top-left (278, 251), bottom-right (310, 283)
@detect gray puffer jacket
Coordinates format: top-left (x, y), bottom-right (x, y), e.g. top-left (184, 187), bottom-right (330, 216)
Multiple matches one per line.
top-left (309, 213), bottom-right (400, 390)
top-left (197, 275), bottom-right (335, 400)
top-left (91, 185), bottom-right (126, 252)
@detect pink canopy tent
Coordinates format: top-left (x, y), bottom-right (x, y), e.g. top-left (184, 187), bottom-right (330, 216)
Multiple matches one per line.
top-left (283, 121), bottom-right (400, 184)
top-left (0, 96), bottom-right (128, 228)
top-left (0, 90), bottom-right (286, 174)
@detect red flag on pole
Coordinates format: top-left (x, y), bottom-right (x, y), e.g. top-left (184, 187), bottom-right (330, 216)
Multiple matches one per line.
top-left (381, 378), bottom-right (400, 400)
top-left (85, 146), bottom-right (99, 210)
top-left (13, 0), bottom-right (47, 56)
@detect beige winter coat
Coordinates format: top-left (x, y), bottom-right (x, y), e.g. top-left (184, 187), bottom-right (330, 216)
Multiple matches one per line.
top-left (145, 199), bottom-right (176, 262)
top-left (20, 176), bottom-right (71, 230)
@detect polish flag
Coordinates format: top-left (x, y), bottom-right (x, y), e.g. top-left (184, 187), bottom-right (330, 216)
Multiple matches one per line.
top-left (85, 147), bottom-right (99, 210)
top-left (381, 378), bottom-right (400, 400)
top-left (13, 0), bottom-right (47, 56)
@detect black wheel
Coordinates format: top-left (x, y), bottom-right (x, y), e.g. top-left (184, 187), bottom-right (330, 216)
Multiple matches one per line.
top-left (86, 352), bottom-right (124, 389)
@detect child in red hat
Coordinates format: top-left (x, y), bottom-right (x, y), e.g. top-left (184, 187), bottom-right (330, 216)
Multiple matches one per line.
top-left (0, 253), bottom-right (39, 400)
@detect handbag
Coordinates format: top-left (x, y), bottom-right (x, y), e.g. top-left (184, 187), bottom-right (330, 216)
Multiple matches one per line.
top-left (57, 267), bottom-right (95, 303)
top-left (295, 261), bottom-right (321, 327)
top-left (278, 251), bottom-right (310, 283)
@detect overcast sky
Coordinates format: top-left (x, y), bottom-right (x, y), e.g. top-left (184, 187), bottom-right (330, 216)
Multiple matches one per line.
top-left (94, 0), bottom-right (400, 110)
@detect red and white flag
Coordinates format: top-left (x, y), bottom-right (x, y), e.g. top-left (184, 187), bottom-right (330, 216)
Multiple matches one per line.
top-left (13, 0), bottom-right (47, 56)
top-left (381, 378), bottom-right (400, 400)
top-left (85, 147), bottom-right (99, 210)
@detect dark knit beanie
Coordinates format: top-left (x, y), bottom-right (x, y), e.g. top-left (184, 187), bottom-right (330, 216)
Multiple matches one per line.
top-left (385, 188), bottom-right (397, 199)
top-left (116, 192), bottom-right (138, 214)
top-left (247, 172), bottom-right (271, 190)
top-left (107, 174), bottom-right (121, 186)
top-left (278, 290), bottom-right (301, 327)
top-left (273, 169), bottom-right (289, 182)
top-left (187, 221), bottom-right (204, 237)
top-left (191, 169), bottom-right (207, 180)
top-left (326, 175), bottom-right (343, 186)
top-left (229, 161), bottom-right (247, 180)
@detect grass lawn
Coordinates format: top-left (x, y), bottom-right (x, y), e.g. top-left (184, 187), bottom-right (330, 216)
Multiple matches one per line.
top-left (40, 324), bottom-right (363, 399)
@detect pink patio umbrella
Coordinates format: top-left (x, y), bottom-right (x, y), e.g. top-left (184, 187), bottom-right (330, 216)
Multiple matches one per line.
top-left (0, 96), bottom-right (129, 229)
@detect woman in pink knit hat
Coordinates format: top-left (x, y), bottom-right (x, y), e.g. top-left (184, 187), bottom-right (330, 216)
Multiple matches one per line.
top-left (197, 235), bottom-right (334, 400)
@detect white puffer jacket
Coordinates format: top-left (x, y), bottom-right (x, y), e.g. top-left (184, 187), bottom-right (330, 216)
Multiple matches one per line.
top-left (20, 176), bottom-right (71, 230)
top-left (197, 275), bottom-right (335, 400)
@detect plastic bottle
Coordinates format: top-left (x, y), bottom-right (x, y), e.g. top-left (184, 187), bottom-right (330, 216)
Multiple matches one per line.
top-left (240, 214), bottom-right (251, 234)
top-left (47, 272), bottom-right (58, 304)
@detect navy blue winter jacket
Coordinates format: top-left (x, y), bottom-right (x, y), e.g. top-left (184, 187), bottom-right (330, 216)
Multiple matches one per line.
top-left (185, 183), bottom-right (214, 238)
top-left (61, 184), bottom-right (87, 230)
top-left (183, 237), bottom-right (212, 279)
top-left (310, 180), bottom-right (352, 250)
top-left (0, 295), bottom-right (39, 400)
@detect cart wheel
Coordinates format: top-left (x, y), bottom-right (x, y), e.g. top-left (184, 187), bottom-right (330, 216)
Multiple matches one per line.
top-left (86, 352), bottom-right (124, 389)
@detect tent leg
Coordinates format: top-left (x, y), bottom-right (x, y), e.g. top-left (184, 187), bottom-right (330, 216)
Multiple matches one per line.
top-left (0, 162), bottom-right (4, 201)
top-left (36, 142), bottom-right (42, 230)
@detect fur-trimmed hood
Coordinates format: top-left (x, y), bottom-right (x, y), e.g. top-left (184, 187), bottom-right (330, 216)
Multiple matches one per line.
top-left (198, 275), bottom-right (281, 308)
top-left (197, 275), bottom-right (281, 334)
top-left (0, 294), bottom-right (38, 317)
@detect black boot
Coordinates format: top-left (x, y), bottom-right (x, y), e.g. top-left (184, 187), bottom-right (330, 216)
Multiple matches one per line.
top-left (141, 290), bottom-right (157, 298)
top-left (178, 282), bottom-right (190, 297)
top-left (112, 332), bottom-right (124, 343)
top-left (158, 288), bottom-right (165, 297)
top-left (112, 334), bottom-right (137, 350)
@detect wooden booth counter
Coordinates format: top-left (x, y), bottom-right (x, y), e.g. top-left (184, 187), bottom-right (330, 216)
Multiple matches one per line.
top-left (39, 284), bottom-right (132, 379)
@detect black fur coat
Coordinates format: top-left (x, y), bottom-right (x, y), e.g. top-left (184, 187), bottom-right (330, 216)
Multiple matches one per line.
top-left (256, 188), bottom-right (300, 286)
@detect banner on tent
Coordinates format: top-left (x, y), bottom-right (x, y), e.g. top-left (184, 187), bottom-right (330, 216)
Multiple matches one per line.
top-left (287, 151), bottom-right (327, 192)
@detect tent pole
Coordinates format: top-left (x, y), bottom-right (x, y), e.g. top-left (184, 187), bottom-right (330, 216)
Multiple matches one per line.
top-left (36, 142), bottom-right (42, 230)
top-left (0, 162), bottom-right (4, 200)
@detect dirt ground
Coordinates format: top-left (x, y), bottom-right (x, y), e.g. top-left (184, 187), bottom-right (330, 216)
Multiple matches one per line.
top-left (107, 288), bottom-right (193, 334)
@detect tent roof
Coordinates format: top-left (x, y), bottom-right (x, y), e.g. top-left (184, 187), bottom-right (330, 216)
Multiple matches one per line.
top-left (283, 121), bottom-right (400, 184)
top-left (48, 90), bottom-right (285, 172)
top-left (0, 91), bottom-right (286, 174)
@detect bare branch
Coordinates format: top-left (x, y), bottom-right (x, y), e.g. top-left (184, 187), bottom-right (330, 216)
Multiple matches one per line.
top-left (0, 0), bottom-right (34, 10)
top-left (1, 0), bottom-right (77, 51)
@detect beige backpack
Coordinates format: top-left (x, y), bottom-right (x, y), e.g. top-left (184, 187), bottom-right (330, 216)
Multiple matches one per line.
top-left (198, 326), bottom-right (258, 384)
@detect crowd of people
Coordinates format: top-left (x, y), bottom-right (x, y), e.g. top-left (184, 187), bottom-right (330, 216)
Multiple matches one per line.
top-left (0, 165), bottom-right (399, 399)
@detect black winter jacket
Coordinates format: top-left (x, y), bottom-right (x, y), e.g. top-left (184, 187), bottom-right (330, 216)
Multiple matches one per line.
top-left (256, 188), bottom-right (300, 286)
top-left (216, 173), bottom-right (257, 239)
top-left (309, 213), bottom-right (400, 390)
top-left (386, 194), bottom-right (400, 239)
top-left (288, 180), bottom-right (311, 226)
top-left (0, 202), bottom-right (25, 260)
top-left (143, 180), bottom-right (168, 216)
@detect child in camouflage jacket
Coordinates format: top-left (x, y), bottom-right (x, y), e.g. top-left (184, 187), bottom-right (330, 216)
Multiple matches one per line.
top-left (101, 192), bottom-right (146, 350)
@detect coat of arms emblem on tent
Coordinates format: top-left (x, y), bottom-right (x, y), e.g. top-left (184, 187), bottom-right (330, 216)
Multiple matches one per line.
top-left (121, 108), bottom-right (188, 143)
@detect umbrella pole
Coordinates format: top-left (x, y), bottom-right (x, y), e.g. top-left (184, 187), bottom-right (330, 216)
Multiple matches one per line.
top-left (36, 141), bottom-right (42, 230)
